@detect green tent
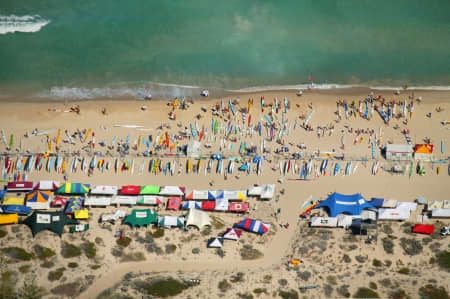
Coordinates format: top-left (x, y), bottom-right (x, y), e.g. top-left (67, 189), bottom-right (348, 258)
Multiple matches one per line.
top-left (23, 211), bottom-right (79, 237)
top-left (123, 209), bottom-right (158, 227)
top-left (139, 185), bottom-right (160, 195)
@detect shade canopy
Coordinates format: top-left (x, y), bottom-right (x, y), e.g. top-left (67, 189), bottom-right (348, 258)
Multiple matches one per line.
top-left (64, 197), bottom-right (84, 214)
top-left (23, 211), bottom-right (78, 237)
top-left (315, 193), bottom-right (376, 217)
top-left (185, 208), bottom-right (211, 229)
top-left (235, 218), bottom-right (270, 234)
top-left (124, 209), bottom-right (158, 227)
top-left (57, 183), bottom-right (90, 194)
top-left (139, 185), bottom-right (160, 195)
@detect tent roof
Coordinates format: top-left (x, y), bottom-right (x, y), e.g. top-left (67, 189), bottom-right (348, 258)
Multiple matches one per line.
top-left (207, 237), bottom-right (223, 248)
top-left (65, 197), bottom-right (84, 213)
top-left (167, 197), bottom-right (182, 211)
top-left (369, 198), bottom-right (384, 208)
top-left (137, 195), bottom-right (163, 205)
top-left (23, 211), bottom-right (78, 237)
top-left (182, 201), bottom-right (202, 210)
top-left (139, 185), bottom-right (160, 195)
top-left (57, 183), bottom-right (90, 194)
top-left (414, 144), bottom-right (433, 154)
top-left (235, 218), bottom-right (270, 234)
top-left (1, 204), bottom-right (31, 215)
top-left (26, 190), bottom-right (50, 203)
top-left (223, 228), bottom-right (242, 240)
top-left (120, 185), bottom-right (141, 195)
top-left (159, 186), bottom-right (185, 196)
top-left (90, 185), bottom-right (118, 195)
top-left (185, 208), bottom-right (211, 229)
top-left (0, 190), bottom-right (6, 199)
top-left (229, 202), bottom-right (249, 212)
top-left (157, 216), bottom-right (184, 227)
top-left (124, 209), bottom-right (158, 227)
top-left (413, 224), bottom-right (434, 235)
top-left (33, 180), bottom-right (60, 190)
top-left (315, 193), bottom-right (376, 217)
top-left (2, 197), bottom-right (24, 206)
top-left (0, 213), bottom-right (19, 224)
top-left (7, 181), bottom-right (33, 191)
top-left (74, 209), bottom-right (89, 219)
top-left (201, 201), bottom-right (215, 210)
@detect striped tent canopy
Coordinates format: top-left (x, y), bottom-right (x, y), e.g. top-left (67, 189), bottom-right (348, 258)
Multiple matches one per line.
top-left (26, 190), bottom-right (50, 203)
top-left (51, 197), bottom-right (68, 207)
top-left (2, 197), bottom-right (24, 206)
top-left (57, 183), bottom-right (90, 194)
top-left (235, 218), bottom-right (271, 234)
top-left (26, 190), bottom-right (51, 210)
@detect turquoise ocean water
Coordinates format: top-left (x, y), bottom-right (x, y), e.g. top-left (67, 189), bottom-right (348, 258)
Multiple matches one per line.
top-left (1, 0), bottom-right (450, 99)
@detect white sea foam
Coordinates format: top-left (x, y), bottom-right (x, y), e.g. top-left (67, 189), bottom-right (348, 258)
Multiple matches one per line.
top-left (228, 84), bottom-right (356, 92)
top-left (369, 85), bottom-right (450, 91)
top-left (0, 15), bottom-right (50, 34)
top-left (39, 87), bottom-right (140, 100)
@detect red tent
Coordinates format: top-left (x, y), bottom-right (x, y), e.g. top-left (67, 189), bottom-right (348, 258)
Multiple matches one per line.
top-left (223, 228), bottom-right (242, 240)
top-left (52, 197), bottom-right (68, 207)
top-left (413, 224), bottom-right (434, 235)
top-left (120, 185), bottom-right (141, 195)
top-left (167, 197), bottom-right (182, 211)
top-left (201, 201), bottom-right (215, 210)
top-left (7, 181), bottom-right (33, 191)
top-left (229, 202), bottom-right (249, 213)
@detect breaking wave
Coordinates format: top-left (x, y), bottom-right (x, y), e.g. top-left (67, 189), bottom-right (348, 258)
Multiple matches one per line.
top-left (0, 15), bottom-right (50, 34)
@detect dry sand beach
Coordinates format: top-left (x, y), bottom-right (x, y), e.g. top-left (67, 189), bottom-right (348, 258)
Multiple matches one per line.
top-left (0, 88), bottom-right (449, 298)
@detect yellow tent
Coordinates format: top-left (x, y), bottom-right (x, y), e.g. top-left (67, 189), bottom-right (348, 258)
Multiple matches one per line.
top-left (0, 214), bottom-right (19, 225)
top-left (238, 191), bottom-right (247, 201)
top-left (74, 209), bottom-right (89, 219)
top-left (3, 197), bottom-right (24, 205)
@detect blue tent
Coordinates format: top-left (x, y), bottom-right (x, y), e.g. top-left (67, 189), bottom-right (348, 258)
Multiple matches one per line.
top-left (181, 201), bottom-right (201, 210)
top-left (369, 198), bottom-right (384, 208)
top-left (2, 205), bottom-right (31, 215)
top-left (208, 191), bottom-right (224, 200)
top-left (0, 190), bottom-right (6, 199)
top-left (315, 193), bottom-right (376, 217)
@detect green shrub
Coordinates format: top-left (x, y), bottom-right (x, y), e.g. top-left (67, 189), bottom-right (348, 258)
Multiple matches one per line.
top-left (120, 252), bottom-right (146, 262)
top-left (382, 237), bottom-right (394, 254)
top-left (389, 289), bottom-right (408, 299)
top-left (253, 288), bottom-right (267, 295)
top-left (61, 242), bottom-right (81, 258)
top-left (48, 267), bottom-right (65, 281)
top-left (116, 237), bottom-right (132, 247)
top-left (278, 279), bottom-right (288, 286)
top-left (378, 278), bottom-right (391, 288)
top-left (0, 229), bottom-right (7, 238)
top-left (381, 225), bottom-right (393, 235)
top-left (218, 279), bottom-right (231, 292)
top-left (135, 277), bottom-right (189, 297)
top-left (230, 272), bottom-right (245, 283)
top-left (297, 271), bottom-right (311, 281)
top-left (40, 261), bottom-right (55, 268)
top-left (19, 264), bottom-right (31, 273)
top-left (353, 287), bottom-right (379, 298)
top-left (33, 245), bottom-right (55, 260)
top-left (165, 244), bottom-right (176, 254)
top-left (278, 289), bottom-right (298, 299)
top-left (51, 282), bottom-right (80, 297)
top-left (369, 282), bottom-right (378, 290)
top-left (399, 238), bottom-right (423, 256)
top-left (150, 228), bottom-right (165, 238)
top-left (68, 262), bottom-right (78, 268)
top-left (336, 285), bottom-right (350, 298)
top-left (436, 251), bottom-right (450, 271)
top-left (1, 247), bottom-right (34, 261)
top-left (90, 264), bottom-right (101, 270)
top-left (82, 241), bottom-right (97, 258)
top-left (398, 267), bottom-right (410, 275)
top-left (372, 259), bottom-right (382, 267)
top-left (326, 275), bottom-right (337, 285)
top-left (240, 247), bottom-right (263, 260)
top-left (343, 254), bottom-right (351, 263)
top-left (418, 284), bottom-right (449, 299)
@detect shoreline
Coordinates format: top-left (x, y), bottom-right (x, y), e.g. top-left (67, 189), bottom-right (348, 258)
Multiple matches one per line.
top-left (1, 85), bottom-right (450, 104)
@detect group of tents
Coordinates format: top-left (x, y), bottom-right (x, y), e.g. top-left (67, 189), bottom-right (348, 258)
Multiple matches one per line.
top-left (0, 182), bottom-right (277, 224)
top-left (309, 192), bottom-right (447, 234)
